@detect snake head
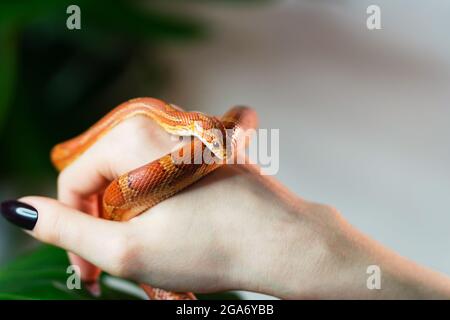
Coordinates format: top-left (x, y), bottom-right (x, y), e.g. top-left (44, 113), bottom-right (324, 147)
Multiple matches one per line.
top-left (194, 117), bottom-right (227, 160)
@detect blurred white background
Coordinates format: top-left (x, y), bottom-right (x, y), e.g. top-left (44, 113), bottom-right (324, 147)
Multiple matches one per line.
top-left (161, 0), bottom-right (450, 297)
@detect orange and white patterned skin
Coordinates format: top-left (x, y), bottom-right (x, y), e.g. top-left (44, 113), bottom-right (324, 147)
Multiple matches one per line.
top-left (51, 97), bottom-right (258, 300)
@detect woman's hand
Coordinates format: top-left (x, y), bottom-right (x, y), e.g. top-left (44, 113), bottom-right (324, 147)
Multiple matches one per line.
top-left (8, 115), bottom-right (450, 299)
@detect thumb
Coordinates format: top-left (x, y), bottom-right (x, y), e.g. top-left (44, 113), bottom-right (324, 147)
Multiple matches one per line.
top-left (1, 196), bottom-right (128, 277)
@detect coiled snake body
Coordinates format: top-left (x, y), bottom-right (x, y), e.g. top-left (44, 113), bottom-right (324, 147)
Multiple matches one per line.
top-left (51, 98), bottom-right (258, 300)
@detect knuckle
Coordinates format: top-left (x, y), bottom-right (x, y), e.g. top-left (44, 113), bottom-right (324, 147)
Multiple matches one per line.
top-left (108, 229), bottom-right (139, 278)
top-left (56, 170), bottom-right (69, 192)
top-left (320, 204), bottom-right (341, 216)
top-left (307, 202), bottom-right (341, 218)
top-left (41, 210), bottom-right (66, 246)
top-left (56, 173), bottom-right (64, 191)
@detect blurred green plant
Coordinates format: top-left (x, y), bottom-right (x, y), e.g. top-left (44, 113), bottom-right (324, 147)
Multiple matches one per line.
top-left (0, 245), bottom-right (140, 299)
top-left (0, 0), bottom-right (209, 180)
top-left (0, 245), bottom-right (240, 300)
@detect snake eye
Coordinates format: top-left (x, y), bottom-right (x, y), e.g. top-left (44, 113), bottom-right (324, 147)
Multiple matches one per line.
top-left (212, 141), bottom-right (220, 149)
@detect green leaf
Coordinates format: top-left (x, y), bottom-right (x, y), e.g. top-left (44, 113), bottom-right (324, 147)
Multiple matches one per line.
top-left (0, 245), bottom-right (241, 300)
top-left (0, 245), bottom-right (143, 300)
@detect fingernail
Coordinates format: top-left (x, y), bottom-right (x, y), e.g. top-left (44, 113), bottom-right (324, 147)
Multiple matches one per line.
top-left (0, 200), bottom-right (38, 230)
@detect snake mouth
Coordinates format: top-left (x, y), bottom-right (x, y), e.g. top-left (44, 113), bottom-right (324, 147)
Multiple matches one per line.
top-left (194, 122), bottom-right (228, 161)
top-left (201, 138), bottom-right (227, 160)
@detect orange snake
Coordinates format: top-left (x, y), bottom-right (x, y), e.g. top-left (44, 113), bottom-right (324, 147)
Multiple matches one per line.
top-left (50, 97), bottom-right (258, 300)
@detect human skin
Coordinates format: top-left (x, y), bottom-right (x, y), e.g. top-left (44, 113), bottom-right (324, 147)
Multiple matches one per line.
top-left (17, 116), bottom-right (450, 299)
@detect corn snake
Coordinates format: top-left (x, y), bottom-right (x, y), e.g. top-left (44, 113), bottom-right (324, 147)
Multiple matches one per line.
top-left (50, 97), bottom-right (258, 300)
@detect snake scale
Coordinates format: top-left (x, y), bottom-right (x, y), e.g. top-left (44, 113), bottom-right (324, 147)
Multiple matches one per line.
top-left (50, 97), bottom-right (258, 300)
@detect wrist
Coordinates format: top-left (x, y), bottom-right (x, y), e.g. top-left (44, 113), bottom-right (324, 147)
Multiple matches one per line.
top-left (254, 202), bottom-right (356, 299)
top-left (264, 204), bottom-right (450, 299)
top-left (232, 197), bottom-right (450, 299)
top-left (229, 195), bottom-right (329, 298)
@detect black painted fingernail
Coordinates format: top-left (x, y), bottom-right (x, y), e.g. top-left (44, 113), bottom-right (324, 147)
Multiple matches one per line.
top-left (0, 200), bottom-right (38, 230)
